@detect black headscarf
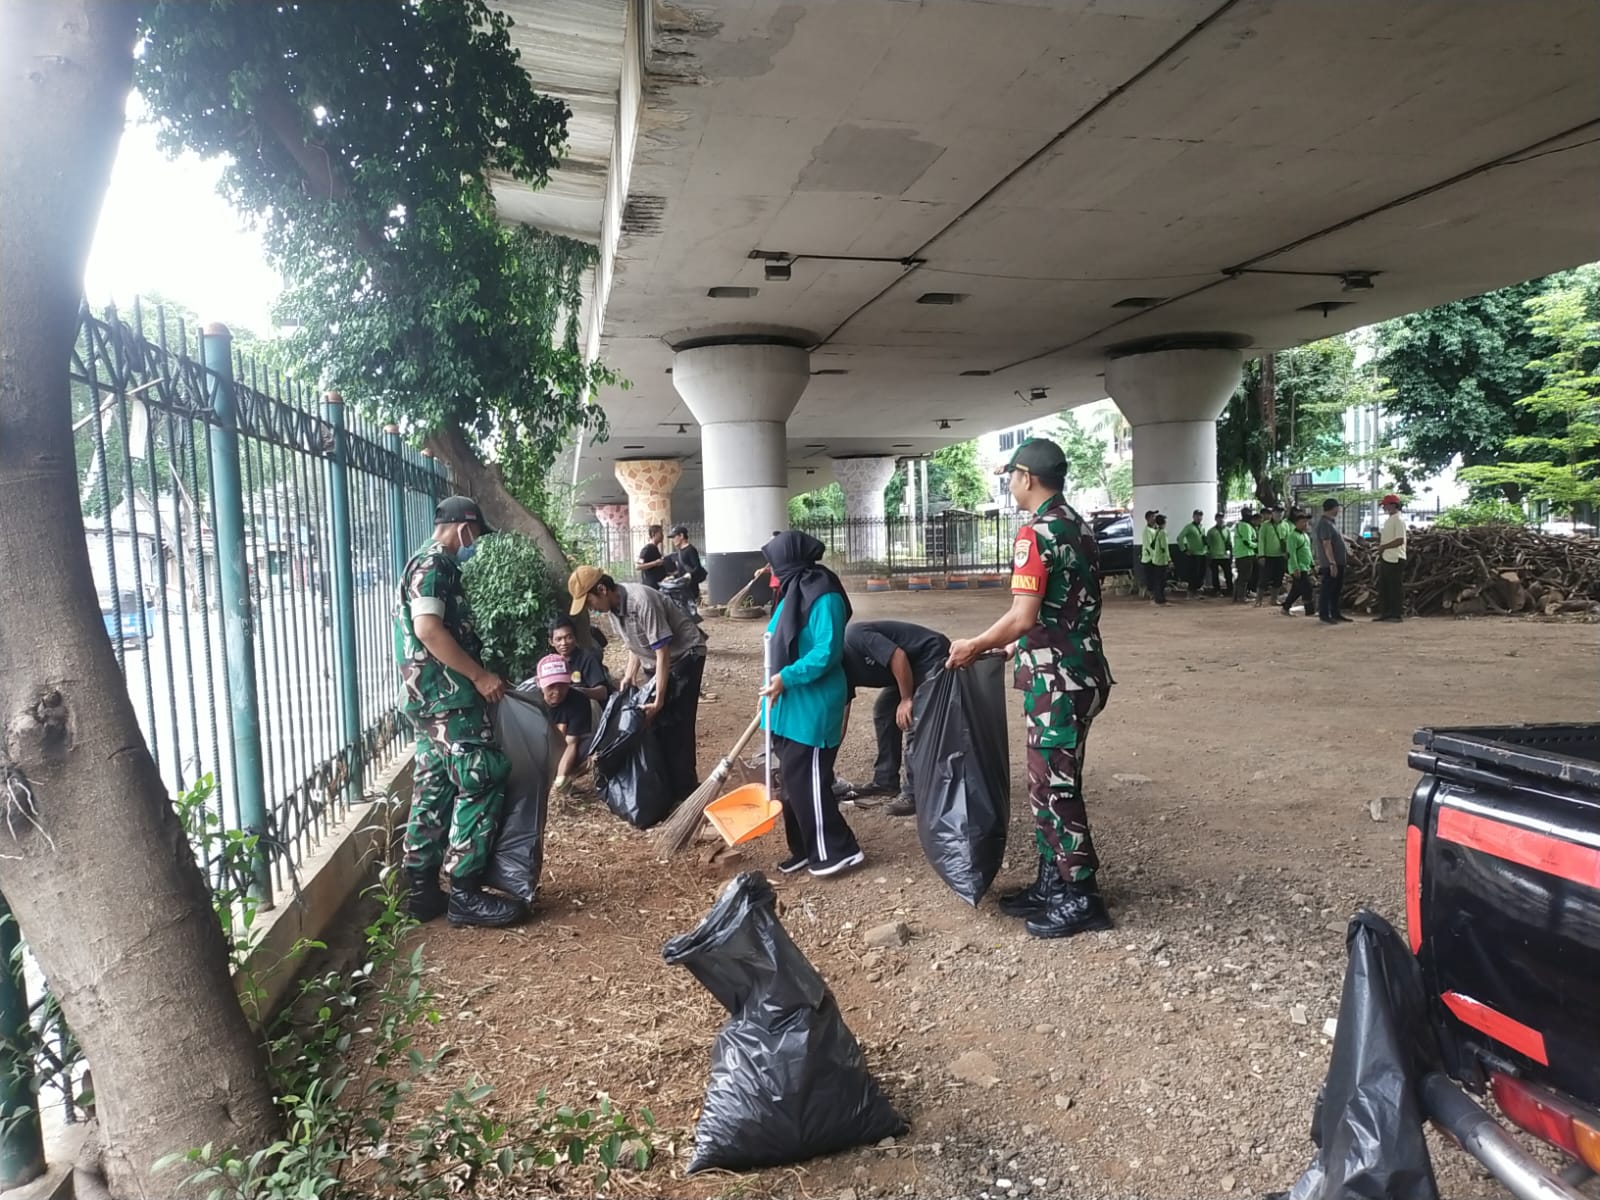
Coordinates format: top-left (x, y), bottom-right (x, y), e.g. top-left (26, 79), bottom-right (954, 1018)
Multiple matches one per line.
top-left (763, 531), bottom-right (851, 668)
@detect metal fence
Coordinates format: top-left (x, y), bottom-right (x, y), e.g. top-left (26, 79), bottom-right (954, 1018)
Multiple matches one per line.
top-left (0, 300), bottom-right (451, 1184)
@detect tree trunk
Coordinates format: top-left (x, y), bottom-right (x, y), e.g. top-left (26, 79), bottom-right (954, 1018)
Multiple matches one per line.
top-left (0, 6), bottom-right (279, 1197)
top-left (425, 421), bottom-right (569, 568)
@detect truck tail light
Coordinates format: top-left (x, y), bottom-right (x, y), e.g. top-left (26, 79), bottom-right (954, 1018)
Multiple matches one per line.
top-left (1491, 1073), bottom-right (1600, 1173)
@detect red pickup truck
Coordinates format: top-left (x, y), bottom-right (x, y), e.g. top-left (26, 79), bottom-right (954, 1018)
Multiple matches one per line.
top-left (1407, 724), bottom-right (1600, 1198)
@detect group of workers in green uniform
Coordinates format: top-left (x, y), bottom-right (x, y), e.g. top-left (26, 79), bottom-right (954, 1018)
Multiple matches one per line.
top-left (1138, 503), bottom-right (1317, 614)
top-left (394, 434), bottom-right (1117, 942)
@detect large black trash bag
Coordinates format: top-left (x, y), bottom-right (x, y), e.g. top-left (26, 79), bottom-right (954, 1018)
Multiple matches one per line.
top-left (662, 872), bottom-right (907, 1174)
top-left (1279, 911), bottom-right (1441, 1200)
top-left (485, 688), bottom-right (557, 905)
top-left (588, 684), bottom-right (672, 829)
top-left (909, 656), bottom-right (1010, 905)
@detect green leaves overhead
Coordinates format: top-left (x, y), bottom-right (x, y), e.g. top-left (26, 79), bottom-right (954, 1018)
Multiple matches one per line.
top-left (137, 0), bottom-right (611, 475)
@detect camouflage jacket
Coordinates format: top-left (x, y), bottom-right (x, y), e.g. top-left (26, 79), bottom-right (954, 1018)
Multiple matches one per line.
top-left (393, 540), bottom-right (484, 718)
top-left (1008, 494), bottom-right (1114, 692)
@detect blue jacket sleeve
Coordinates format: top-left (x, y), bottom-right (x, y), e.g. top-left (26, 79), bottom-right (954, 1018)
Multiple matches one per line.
top-left (779, 593), bottom-right (845, 687)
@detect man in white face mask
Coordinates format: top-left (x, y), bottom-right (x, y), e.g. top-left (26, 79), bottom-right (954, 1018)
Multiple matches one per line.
top-left (393, 495), bottom-right (521, 928)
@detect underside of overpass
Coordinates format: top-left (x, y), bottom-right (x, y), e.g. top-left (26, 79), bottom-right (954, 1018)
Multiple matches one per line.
top-left (494, 0), bottom-right (1600, 593)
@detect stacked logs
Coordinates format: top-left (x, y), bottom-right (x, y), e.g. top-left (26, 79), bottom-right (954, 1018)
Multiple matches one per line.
top-left (1342, 526), bottom-right (1600, 617)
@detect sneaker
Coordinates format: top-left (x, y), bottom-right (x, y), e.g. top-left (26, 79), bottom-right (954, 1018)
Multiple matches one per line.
top-left (777, 853), bottom-right (810, 875)
top-left (809, 849), bottom-right (866, 878)
top-left (1024, 884), bottom-right (1113, 939)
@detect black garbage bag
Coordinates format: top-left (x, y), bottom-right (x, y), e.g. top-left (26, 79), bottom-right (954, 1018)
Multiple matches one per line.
top-left (662, 872), bottom-right (907, 1174)
top-left (909, 657), bottom-right (1010, 905)
top-left (485, 688), bottom-right (557, 905)
top-left (588, 684), bottom-right (672, 829)
top-left (1280, 911), bottom-right (1441, 1200)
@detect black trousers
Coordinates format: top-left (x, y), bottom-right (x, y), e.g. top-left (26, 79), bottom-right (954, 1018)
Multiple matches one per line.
top-left (1262, 555), bottom-right (1287, 596)
top-left (1282, 571), bottom-right (1314, 613)
top-left (1379, 559), bottom-right (1404, 619)
top-left (1208, 557), bottom-right (1233, 593)
top-left (653, 652), bottom-right (705, 805)
top-left (1318, 566), bottom-right (1345, 622)
top-left (870, 685), bottom-right (919, 795)
top-left (1148, 563), bottom-right (1167, 604)
top-left (774, 735), bottom-right (859, 863)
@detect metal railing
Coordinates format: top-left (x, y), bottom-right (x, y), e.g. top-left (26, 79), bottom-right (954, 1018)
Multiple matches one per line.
top-left (0, 300), bottom-right (452, 1185)
top-left (795, 512), bottom-right (1029, 576)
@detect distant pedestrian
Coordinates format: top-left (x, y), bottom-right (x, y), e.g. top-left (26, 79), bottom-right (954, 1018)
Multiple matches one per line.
top-left (1257, 503), bottom-right (1287, 607)
top-left (1232, 509), bottom-right (1258, 603)
top-left (1206, 511), bottom-right (1233, 595)
top-left (1375, 494), bottom-right (1407, 623)
top-left (636, 524), bottom-right (669, 589)
top-left (1177, 509), bottom-right (1207, 595)
top-left (1136, 510), bottom-right (1157, 598)
top-left (1314, 498), bottom-right (1351, 624)
top-left (1147, 513), bottom-right (1170, 605)
top-left (1280, 510), bottom-right (1315, 616)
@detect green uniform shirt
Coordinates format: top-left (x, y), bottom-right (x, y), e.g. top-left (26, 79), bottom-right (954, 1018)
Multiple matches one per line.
top-left (1009, 494), bottom-right (1113, 691)
top-left (1148, 527), bottom-right (1171, 567)
top-left (1206, 524), bottom-right (1231, 559)
top-left (1235, 521), bottom-right (1258, 559)
top-left (1259, 518), bottom-right (1284, 557)
top-left (394, 540), bottom-right (484, 719)
top-left (1286, 527), bottom-right (1314, 574)
top-left (1178, 522), bottom-right (1206, 556)
top-left (1139, 523), bottom-right (1155, 564)
top-left (1277, 519), bottom-right (1293, 551)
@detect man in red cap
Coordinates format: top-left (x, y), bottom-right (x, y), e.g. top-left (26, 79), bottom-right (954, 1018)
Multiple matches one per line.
top-left (1375, 494), bottom-right (1407, 623)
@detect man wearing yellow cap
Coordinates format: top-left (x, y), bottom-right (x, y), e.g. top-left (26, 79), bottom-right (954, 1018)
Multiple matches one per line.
top-left (566, 566), bottom-right (707, 805)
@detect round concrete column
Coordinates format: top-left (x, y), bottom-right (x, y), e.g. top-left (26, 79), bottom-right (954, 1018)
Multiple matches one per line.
top-left (591, 502), bottom-right (631, 569)
top-left (613, 458), bottom-right (682, 531)
top-left (832, 455), bottom-right (898, 565)
top-left (672, 342), bottom-right (810, 601)
top-left (1104, 348), bottom-right (1242, 525)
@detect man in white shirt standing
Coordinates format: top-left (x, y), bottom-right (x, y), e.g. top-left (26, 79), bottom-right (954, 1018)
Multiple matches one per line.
top-left (1375, 494), bottom-right (1407, 623)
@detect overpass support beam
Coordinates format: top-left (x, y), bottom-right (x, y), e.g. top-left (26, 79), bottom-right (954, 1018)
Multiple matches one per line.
top-left (1104, 348), bottom-right (1242, 525)
top-left (832, 455), bottom-right (898, 564)
top-left (672, 341), bottom-right (810, 602)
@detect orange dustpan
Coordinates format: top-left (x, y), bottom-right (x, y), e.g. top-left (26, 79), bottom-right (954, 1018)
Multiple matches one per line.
top-left (704, 782), bottom-right (782, 846)
top-left (705, 630), bottom-right (781, 847)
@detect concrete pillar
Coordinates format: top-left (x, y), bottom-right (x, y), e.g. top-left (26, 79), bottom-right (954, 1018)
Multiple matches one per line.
top-left (1104, 348), bottom-right (1242, 525)
top-left (613, 458), bottom-right (682, 531)
top-left (591, 502), bottom-right (630, 570)
top-left (672, 341), bottom-right (809, 601)
top-left (833, 455), bottom-right (897, 565)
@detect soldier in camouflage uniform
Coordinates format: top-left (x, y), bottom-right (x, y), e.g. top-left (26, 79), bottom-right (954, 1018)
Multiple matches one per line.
top-left (947, 438), bottom-right (1115, 939)
top-left (393, 496), bottom-right (521, 928)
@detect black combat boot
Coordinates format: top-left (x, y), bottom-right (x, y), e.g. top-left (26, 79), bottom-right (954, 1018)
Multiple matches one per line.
top-left (997, 856), bottom-right (1066, 918)
top-left (1024, 881), bottom-right (1113, 939)
top-left (406, 869), bottom-right (448, 923)
top-left (447, 882), bottom-right (525, 928)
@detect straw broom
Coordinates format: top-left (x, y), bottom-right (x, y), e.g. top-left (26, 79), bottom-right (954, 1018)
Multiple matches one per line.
top-left (653, 708), bottom-right (765, 855)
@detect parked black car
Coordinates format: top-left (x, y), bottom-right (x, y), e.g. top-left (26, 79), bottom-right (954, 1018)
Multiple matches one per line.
top-left (1092, 514), bottom-right (1137, 575)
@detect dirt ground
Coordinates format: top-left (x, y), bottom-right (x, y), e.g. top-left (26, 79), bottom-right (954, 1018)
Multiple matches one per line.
top-left (413, 590), bottom-right (1597, 1200)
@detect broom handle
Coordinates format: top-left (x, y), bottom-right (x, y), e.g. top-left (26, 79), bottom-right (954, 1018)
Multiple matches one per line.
top-left (762, 631), bottom-right (773, 799)
top-left (720, 709), bottom-right (763, 768)
top-left (724, 565), bottom-right (768, 612)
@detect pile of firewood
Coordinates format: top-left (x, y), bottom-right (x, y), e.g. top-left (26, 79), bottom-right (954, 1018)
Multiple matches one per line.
top-left (1342, 526), bottom-right (1600, 617)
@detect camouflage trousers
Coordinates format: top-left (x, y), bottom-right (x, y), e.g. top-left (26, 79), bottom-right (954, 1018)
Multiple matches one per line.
top-left (404, 708), bottom-right (510, 884)
top-left (1022, 684), bottom-right (1111, 884)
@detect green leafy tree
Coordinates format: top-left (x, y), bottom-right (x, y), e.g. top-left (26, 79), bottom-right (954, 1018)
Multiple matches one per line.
top-left (137, 0), bottom-right (613, 569)
top-left (1105, 460), bottom-right (1134, 507)
top-left (883, 441), bottom-right (993, 515)
top-left (1216, 335), bottom-right (1382, 509)
top-left (1459, 269), bottom-right (1600, 513)
top-left (1052, 413), bottom-right (1112, 496)
top-left (461, 532), bottom-right (563, 681)
top-left (1373, 276), bottom-right (1568, 500)
top-left (789, 482), bottom-right (846, 525)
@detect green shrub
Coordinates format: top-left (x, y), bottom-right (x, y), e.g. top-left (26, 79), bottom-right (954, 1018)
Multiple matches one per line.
top-left (461, 532), bottom-right (564, 682)
top-left (1434, 498), bottom-right (1530, 528)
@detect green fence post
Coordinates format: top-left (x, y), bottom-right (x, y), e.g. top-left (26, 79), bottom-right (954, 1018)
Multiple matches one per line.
top-left (420, 448), bottom-right (440, 502)
top-left (384, 425), bottom-right (409, 582)
top-left (203, 324), bottom-right (273, 904)
top-left (0, 892), bottom-right (44, 1189)
top-left (324, 394), bottom-right (364, 803)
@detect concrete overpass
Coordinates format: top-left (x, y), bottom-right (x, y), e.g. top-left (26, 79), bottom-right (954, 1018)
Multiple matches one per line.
top-left (495, 0), bottom-right (1600, 596)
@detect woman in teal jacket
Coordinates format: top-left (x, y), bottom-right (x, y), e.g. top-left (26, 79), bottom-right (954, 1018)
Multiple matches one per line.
top-left (759, 531), bottom-right (862, 877)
